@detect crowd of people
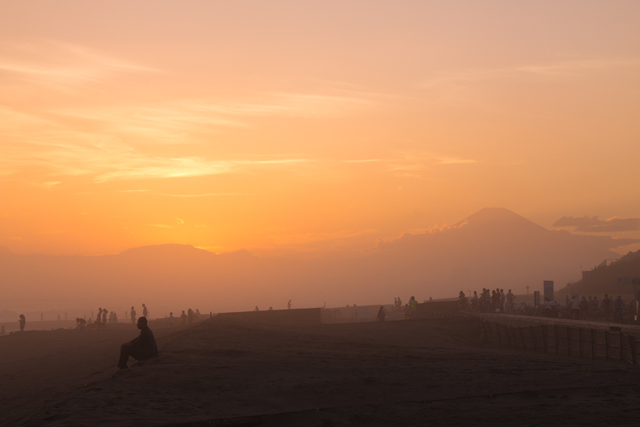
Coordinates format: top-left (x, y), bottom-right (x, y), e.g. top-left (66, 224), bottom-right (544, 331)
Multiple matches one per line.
top-left (565, 294), bottom-right (628, 322)
top-left (458, 289), bottom-right (635, 324)
top-left (458, 288), bottom-right (517, 313)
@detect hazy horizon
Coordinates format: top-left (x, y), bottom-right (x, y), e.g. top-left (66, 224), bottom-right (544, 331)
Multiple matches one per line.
top-left (2, 207), bottom-right (637, 319)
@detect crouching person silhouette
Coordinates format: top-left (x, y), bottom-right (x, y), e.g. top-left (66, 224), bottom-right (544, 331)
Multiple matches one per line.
top-left (118, 317), bottom-right (158, 370)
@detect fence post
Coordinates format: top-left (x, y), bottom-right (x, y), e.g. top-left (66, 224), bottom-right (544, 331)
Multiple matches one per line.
top-left (590, 329), bottom-right (595, 360)
top-left (604, 331), bottom-right (609, 361)
top-left (578, 327), bottom-right (582, 358)
top-left (554, 324), bottom-right (559, 355)
top-left (620, 333), bottom-right (623, 361)
top-left (530, 326), bottom-right (536, 352)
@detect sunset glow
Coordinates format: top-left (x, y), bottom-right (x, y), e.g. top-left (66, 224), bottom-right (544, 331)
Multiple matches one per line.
top-left (1, 1), bottom-right (639, 257)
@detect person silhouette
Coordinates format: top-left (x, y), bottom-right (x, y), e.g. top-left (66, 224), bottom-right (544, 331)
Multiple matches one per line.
top-left (19, 314), bottom-right (26, 332)
top-left (180, 310), bottom-right (187, 325)
top-left (376, 306), bottom-right (386, 322)
top-left (287, 300), bottom-right (292, 310)
top-left (142, 303), bottom-right (148, 318)
top-left (118, 317), bottom-right (158, 370)
top-left (76, 318), bottom-right (86, 330)
top-left (130, 306), bottom-right (137, 324)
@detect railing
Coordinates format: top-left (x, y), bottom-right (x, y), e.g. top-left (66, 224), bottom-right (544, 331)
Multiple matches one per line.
top-left (480, 318), bottom-right (640, 364)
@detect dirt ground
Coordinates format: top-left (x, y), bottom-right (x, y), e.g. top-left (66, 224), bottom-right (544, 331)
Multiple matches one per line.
top-left (1, 316), bottom-right (639, 426)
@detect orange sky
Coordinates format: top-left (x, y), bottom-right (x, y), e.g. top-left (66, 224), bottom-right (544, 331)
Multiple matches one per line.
top-left (1, 1), bottom-right (639, 256)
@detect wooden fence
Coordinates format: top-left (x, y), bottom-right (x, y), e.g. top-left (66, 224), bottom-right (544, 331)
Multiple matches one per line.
top-left (482, 320), bottom-right (640, 364)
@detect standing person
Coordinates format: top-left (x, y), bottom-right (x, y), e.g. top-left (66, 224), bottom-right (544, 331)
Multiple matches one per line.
top-left (458, 291), bottom-right (468, 312)
top-left (590, 297), bottom-right (599, 318)
top-left (142, 303), bottom-right (148, 319)
top-left (376, 306), bottom-right (386, 322)
top-left (491, 290), bottom-right (500, 312)
top-left (500, 289), bottom-right (506, 313)
top-left (180, 310), bottom-right (187, 325)
top-left (409, 296), bottom-right (418, 320)
top-left (506, 289), bottom-right (516, 311)
top-left (287, 300), bottom-right (292, 310)
top-left (614, 296), bottom-right (624, 323)
top-left (117, 317), bottom-right (158, 370)
top-left (579, 297), bottom-right (589, 319)
top-left (187, 308), bottom-right (194, 324)
top-left (570, 295), bottom-right (580, 320)
top-left (130, 306), bottom-right (137, 324)
top-left (95, 308), bottom-right (102, 326)
top-left (102, 308), bottom-right (108, 325)
top-left (602, 294), bottom-right (613, 321)
top-left (19, 314), bottom-right (26, 332)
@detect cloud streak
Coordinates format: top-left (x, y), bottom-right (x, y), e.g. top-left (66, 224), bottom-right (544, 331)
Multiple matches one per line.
top-left (553, 216), bottom-right (640, 233)
top-left (158, 192), bottom-right (250, 198)
top-left (0, 41), bottom-right (155, 90)
top-left (437, 157), bottom-right (477, 165)
top-left (421, 58), bottom-right (640, 90)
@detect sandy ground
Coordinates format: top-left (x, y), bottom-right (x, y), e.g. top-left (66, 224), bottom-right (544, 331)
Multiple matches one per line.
top-left (1, 316), bottom-right (640, 426)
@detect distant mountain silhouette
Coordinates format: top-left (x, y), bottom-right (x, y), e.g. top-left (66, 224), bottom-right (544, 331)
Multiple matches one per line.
top-left (0, 208), bottom-right (637, 317)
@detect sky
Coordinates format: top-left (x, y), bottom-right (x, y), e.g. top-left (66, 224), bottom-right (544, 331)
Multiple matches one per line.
top-left (1, 1), bottom-right (639, 257)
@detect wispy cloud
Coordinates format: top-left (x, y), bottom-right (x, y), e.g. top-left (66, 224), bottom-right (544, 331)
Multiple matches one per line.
top-left (0, 41), bottom-right (155, 90)
top-left (516, 59), bottom-right (640, 76)
top-left (421, 58), bottom-right (640, 89)
top-left (343, 159), bottom-right (383, 163)
top-left (147, 224), bottom-right (173, 229)
top-left (93, 157), bottom-right (310, 182)
top-left (0, 105), bottom-right (311, 182)
top-left (437, 157), bottom-right (477, 165)
top-left (158, 192), bottom-right (250, 198)
top-left (266, 229), bottom-right (379, 246)
top-left (49, 93), bottom-right (375, 145)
